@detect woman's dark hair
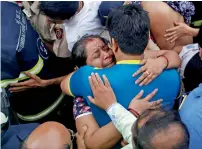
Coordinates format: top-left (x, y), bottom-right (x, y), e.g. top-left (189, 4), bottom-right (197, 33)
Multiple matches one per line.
top-left (40, 1), bottom-right (79, 20)
top-left (71, 35), bottom-right (108, 68)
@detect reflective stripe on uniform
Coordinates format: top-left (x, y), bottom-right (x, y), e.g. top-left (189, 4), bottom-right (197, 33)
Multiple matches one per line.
top-left (192, 20), bottom-right (202, 27)
top-left (17, 93), bottom-right (65, 121)
top-left (1, 55), bottom-right (44, 88)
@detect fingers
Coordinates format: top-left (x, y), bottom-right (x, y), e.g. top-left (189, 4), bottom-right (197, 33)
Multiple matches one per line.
top-left (90, 73), bottom-right (99, 89)
top-left (133, 90), bottom-right (144, 100)
top-left (9, 86), bottom-right (29, 92)
top-left (140, 59), bottom-right (147, 65)
top-left (173, 21), bottom-right (180, 26)
top-left (145, 74), bottom-right (158, 85)
top-left (133, 66), bottom-right (146, 77)
top-left (135, 69), bottom-right (149, 84)
top-left (88, 96), bottom-right (95, 105)
top-left (164, 31), bottom-right (177, 38)
top-left (102, 75), bottom-right (111, 88)
top-left (80, 125), bottom-right (88, 138)
top-left (95, 73), bottom-right (104, 85)
top-left (149, 99), bottom-right (163, 109)
top-left (144, 89), bottom-right (158, 101)
top-left (139, 73), bottom-right (153, 86)
top-left (166, 33), bottom-right (180, 42)
top-left (170, 35), bottom-right (179, 43)
top-left (88, 76), bottom-right (96, 93)
top-left (165, 26), bottom-right (179, 33)
top-left (24, 72), bottom-right (41, 82)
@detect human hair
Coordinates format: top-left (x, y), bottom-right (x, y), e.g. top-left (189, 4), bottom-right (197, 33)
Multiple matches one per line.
top-left (71, 35), bottom-right (108, 67)
top-left (40, 1), bottom-right (79, 20)
top-left (132, 109), bottom-right (190, 149)
top-left (106, 4), bottom-right (150, 55)
top-left (20, 140), bottom-right (71, 149)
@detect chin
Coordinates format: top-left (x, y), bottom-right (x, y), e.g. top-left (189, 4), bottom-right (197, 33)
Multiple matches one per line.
top-left (105, 62), bottom-right (115, 68)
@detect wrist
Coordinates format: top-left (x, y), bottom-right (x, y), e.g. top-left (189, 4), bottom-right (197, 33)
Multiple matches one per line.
top-left (128, 108), bottom-right (140, 118)
top-left (157, 56), bottom-right (168, 69)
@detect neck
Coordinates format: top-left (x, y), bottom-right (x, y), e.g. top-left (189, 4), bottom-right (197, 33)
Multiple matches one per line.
top-left (116, 53), bottom-right (144, 62)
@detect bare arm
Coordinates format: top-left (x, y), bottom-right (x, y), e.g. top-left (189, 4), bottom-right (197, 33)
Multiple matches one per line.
top-left (60, 72), bottom-right (74, 96)
top-left (144, 50), bottom-right (181, 69)
top-left (76, 115), bottom-right (121, 149)
top-left (9, 72), bottom-right (69, 93)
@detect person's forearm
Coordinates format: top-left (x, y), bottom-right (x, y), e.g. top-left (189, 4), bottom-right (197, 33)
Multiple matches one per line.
top-left (76, 115), bottom-right (121, 149)
top-left (45, 75), bottom-right (66, 86)
top-left (160, 50), bottom-right (181, 69)
top-left (106, 103), bottom-right (137, 143)
top-left (85, 123), bottom-right (122, 149)
top-left (145, 50), bottom-right (181, 69)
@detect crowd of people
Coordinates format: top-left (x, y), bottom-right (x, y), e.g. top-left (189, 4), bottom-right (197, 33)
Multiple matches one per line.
top-left (1, 1), bottom-right (202, 149)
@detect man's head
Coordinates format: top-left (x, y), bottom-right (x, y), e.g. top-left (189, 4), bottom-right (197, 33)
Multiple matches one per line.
top-left (21, 122), bottom-right (74, 149)
top-left (72, 35), bottom-right (115, 68)
top-left (106, 4), bottom-right (150, 58)
top-left (132, 109), bottom-right (190, 149)
top-left (40, 1), bottom-right (79, 23)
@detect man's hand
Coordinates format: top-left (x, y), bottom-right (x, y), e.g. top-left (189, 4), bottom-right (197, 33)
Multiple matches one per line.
top-left (129, 89), bottom-right (163, 115)
top-left (133, 58), bottom-right (166, 86)
top-left (9, 72), bottom-right (49, 93)
top-left (77, 126), bottom-right (87, 149)
top-left (88, 73), bottom-right (117, 111)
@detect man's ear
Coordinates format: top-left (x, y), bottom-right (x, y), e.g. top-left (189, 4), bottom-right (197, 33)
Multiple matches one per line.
top-left (111, 38), bottom-right (118, 53)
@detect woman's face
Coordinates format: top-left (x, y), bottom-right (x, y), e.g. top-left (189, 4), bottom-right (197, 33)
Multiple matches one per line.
top-left (85, 38), bottom-right (115, 68)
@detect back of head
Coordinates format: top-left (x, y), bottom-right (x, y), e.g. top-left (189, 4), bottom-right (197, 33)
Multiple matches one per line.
top-left (72, 35), bottom-right (107, 67)
top-left (40, 1), bottom-right (79, 20)
top-left (132, 109), bottom-right (190, 149)
top-left (106, 4), bottom-right (150, 55)
top-left (21, 122), bottom-right (72, 149)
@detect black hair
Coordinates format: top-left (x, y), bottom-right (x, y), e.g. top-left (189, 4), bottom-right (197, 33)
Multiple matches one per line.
top-left (71, 35), bottom-right (108, 68)
top-left (132, 109), bottom-right (190, 149)
top-left (106, 4), bottom-right (150, 55)
top-left (40, 1), bottom-right (79, 20)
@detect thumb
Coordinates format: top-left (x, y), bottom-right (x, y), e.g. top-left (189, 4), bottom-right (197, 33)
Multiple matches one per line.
top-left (80, 125), bottom-right (88, 138)
top-left (24, 72), bottom-right (41, 82)
top-left (174, 21), bottom-right (179, 26)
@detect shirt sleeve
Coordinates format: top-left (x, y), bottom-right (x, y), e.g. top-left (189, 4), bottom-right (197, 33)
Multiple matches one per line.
top-left (106, 103), bottom-right (137, 143)
top-left (68, 66), bottom-right (94, 100)
top-left (121, 143), bottom-right (133, 149)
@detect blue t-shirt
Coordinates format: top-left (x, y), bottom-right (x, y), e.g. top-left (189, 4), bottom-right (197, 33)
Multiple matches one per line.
top-left (180, 84), bottom-right (202, 149)
top-left (69, 60), bottom-right (180, 126)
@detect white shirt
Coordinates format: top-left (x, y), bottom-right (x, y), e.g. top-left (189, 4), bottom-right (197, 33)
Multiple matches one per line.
top-left (64, 1), bottom-right (105, 51)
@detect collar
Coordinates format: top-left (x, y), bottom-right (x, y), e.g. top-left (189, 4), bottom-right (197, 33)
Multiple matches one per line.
top-left (116, 60), bottom-right (141, 64)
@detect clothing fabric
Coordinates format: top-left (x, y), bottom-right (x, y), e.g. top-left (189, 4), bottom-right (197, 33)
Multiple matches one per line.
top-left (1, 2), bottom-right (75, 125)
top-left (1, 123), bottom-right (39, 149)
top-left (107, 103), bottom-right (136, 145)
top-left (179, 43), bottom-right (200, 78)
top-left (22, 1), bottom-right (71, 58)
top-left (68, 60), bottom-right (180, 126)
top-left (180, 84), bottom-right (202, 149)
top-left (64, 1), bottom-right (105, 51)
top-left (183, 51), bottom-right (202, 92)
top-left (107, 103), bottom-right (136, 149)
top-left (73, 97), bottom-right (92, 120)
